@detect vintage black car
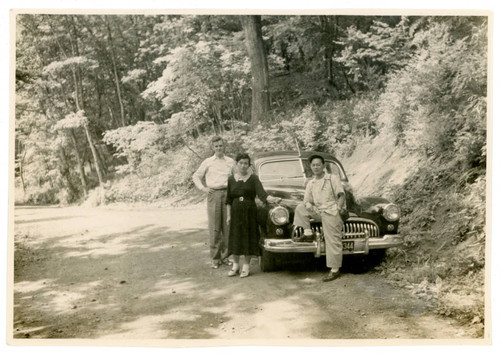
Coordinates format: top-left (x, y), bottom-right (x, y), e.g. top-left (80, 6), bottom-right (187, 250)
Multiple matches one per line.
top-left (254, 151), bottom-right (403, 271)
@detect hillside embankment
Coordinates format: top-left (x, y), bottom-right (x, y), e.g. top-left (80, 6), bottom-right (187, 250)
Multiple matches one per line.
top-left (341, 135), bottom-right (486, 338)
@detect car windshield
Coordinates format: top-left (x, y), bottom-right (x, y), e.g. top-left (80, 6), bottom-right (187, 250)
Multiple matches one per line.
top-left (259, 159), bottom-right (345, 185)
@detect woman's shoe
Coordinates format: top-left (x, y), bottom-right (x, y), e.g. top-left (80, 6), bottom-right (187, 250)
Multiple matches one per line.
top-left (227, 267), bottom-right (239, 277)
top-left (240, 265), bottom-right (250, 278)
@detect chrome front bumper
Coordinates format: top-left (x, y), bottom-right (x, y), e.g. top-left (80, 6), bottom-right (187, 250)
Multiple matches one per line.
top-left (262, 234), bottom-right (403, 256)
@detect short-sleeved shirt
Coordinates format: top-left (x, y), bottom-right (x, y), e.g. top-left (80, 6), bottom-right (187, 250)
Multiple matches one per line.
top-left (304, 173), bottom-right (345, 215)
top-left (192, 155), bottom-right (235, 190)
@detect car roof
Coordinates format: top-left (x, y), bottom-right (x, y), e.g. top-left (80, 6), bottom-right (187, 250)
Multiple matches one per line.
top-left (253, 150), bottom-right (341, 164)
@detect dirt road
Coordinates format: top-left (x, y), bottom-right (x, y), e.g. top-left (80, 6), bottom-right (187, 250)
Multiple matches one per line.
top-left (11, 204), bottom-right (477, 342)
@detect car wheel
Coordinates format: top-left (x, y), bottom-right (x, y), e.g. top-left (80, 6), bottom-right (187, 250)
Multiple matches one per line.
top-left (260, 249), bottom-right (276, 272)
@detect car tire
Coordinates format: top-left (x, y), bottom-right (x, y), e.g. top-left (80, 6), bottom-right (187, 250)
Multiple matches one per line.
top-left (260, 249), bottom-right (276, 272)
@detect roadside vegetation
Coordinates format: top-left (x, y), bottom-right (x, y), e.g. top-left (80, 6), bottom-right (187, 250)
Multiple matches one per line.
top-left (15, 14), bottom-right (487, 336)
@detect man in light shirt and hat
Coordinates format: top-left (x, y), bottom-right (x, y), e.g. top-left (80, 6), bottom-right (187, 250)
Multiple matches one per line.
top-left (293, 154), bottom-right (346, 282)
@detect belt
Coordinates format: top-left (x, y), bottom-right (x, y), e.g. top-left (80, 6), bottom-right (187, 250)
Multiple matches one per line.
top-left (211, 187), bottom-right (227, 191)
top-left (233, 196), bottom-right (254, 203)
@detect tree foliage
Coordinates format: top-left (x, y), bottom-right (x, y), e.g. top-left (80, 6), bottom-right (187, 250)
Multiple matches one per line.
top-left (142, 38), bottom-right (251, 133)
top-left (337, 17), bottom-right (415, 91)
top-left (15, 14), bottom-right (487, 206)
top-left (378, 19), bottom-right (487, 171)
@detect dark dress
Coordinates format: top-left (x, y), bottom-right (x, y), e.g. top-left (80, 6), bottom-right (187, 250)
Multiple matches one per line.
top-left (225, 174), bottom-right (269, 256)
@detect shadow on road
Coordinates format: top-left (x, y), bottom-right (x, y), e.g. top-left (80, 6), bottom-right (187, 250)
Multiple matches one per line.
top-left (13, 207), bottom-right (466, 340)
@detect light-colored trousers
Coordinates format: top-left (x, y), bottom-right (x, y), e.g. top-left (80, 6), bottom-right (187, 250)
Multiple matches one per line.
top-left (207, 190), bottom-right (229, 261)
top-left (293, 203), bottom-right (343, 270)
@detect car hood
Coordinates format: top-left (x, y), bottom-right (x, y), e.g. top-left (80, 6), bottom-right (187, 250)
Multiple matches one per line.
top-left (262, 181), bottom-right (358, 213)
top-left (262, 184), bottom-right (305, 209)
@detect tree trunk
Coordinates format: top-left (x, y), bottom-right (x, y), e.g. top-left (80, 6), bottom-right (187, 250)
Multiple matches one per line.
top-left (67, 19), bottom-right (105, 201)
top-left (107, 105), bottom-right (119, 128)
top-left (67, 41), bottom-right (90, 198)
top-left (57, 145), bottom-right (78, 202)
top-left (16, 139), bottom-right (27, 194)
top-left (319, 16), bottom-right (336, 85)
top-left (106, 16), bottom-right (127, 127)
top-left (241, 15), bottom-right (270, 129)
top-left (18, 156), bottom-right (26, 194)
top-left (70, 16), bottom-right (85, 110)
top-left (324, 50), bottom-right (333, 84)
top-left (342, 67), bottom-right (356, 94)
top-left (94, 143), bottom-right (109, 176)
top-left (69, 129), bottom-right (88, 197)
top-left (83, 123), bottom-right (105, 202)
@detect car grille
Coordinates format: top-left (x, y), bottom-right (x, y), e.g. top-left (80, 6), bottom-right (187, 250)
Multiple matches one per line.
top-left (343, 221), bottom-right (380, 239)
top-left (308, 220), bottom-right (380, 240)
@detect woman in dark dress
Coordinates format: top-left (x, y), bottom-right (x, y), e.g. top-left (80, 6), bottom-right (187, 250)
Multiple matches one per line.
top-left (225, 153), bottom-right (281, 278)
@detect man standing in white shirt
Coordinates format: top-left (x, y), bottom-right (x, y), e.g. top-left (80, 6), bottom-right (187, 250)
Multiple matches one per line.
top-left (193, 136), bottom-right (235, 269)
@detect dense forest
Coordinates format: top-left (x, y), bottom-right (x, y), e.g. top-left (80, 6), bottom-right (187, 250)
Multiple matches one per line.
top-left (15, 14), bottom-right (486, 204)
top-left (15, 14), bottom-right (487, 333)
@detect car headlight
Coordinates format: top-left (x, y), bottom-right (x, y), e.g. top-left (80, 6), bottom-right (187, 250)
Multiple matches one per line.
top-left (382, 204), bottom-right (400, 222)
top-left (269, 206), bottom-right (289, 225)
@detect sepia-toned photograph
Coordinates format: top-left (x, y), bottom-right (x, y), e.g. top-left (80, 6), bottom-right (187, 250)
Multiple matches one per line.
top-left (6, 1), bottom-right (496, 351)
